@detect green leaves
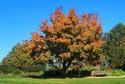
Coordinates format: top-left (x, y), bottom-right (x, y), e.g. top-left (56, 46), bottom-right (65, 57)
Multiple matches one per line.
top-left (103, 23), bottom-right (125, 69)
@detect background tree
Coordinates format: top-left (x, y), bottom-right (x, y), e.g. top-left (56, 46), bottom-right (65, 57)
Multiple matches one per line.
top-left (103, 23), bottom-right (125, 70)
top-left (2, 43), bottom-right (45, 72)
top-left (25, 8), bottom-right (104, 74)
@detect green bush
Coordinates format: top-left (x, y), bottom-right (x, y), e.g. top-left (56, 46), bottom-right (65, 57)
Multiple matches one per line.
top-left (0, 63), bottom-right (45, 76)
top-left (106, 69), bottom-right (125, 76)
top-left (80, 66), bottom-right (98, 71)
top-left (20, 64), bottom-right (45, 73)
top-left (42, 69), bottom-right (63, 78)
top-left (0, 65), bottom-right (21, 75)
top-left (67, 70), bottom-right (91, 77)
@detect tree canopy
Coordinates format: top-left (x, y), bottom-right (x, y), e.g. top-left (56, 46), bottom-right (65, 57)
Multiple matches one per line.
top-left (103, 23), bottom-right (125, 70)
top-left (23, 8), bottom-right (104, 73)
top-left (2, 43), bottom-right (44, 72)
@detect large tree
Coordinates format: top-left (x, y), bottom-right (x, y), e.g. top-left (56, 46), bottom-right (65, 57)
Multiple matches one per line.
top-left (103, 23), bottom-right (125, 69)
top-left (25, 8), bottom-right (104, 73)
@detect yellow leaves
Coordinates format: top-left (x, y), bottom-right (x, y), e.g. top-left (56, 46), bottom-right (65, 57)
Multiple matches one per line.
top-left (47, 28), bottom-right (54, 34)
top-left (84, 44), bottom-right (91, 51)
top-left (69, 43), bottom-right (84, 53)
top-left (35, 51), bottom-right (50, 62)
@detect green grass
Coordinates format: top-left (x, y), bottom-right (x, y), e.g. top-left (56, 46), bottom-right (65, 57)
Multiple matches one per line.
top-left (0, 76), bottom-right (125, 84)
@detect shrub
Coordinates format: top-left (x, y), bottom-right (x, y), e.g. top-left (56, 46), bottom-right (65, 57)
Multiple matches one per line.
top-left (0, 65), bottom-right (21, 75)
top-left (20, 64), bottom-right (45, 72)
top-left (67, 70), bottom-right (91, 77)
top-left (42, 69), bottom-right (63, 78)
top-left (106, 69), bottom-right (125, 76)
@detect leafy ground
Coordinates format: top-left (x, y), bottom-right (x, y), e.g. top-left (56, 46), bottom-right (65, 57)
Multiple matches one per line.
top-left (0, 76), bottom-right (125, 84)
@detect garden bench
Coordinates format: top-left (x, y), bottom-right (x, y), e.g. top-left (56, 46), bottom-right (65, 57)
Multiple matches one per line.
top-left (91, 71), bottom-right (106, 77)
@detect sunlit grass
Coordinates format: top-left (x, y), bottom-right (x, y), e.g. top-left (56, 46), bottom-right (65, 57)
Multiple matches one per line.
top-left (0, 76), bottom-right (125, 84)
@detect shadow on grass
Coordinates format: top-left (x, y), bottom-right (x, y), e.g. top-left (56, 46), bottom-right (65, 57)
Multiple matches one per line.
top-left (24, 70), bottom-right (92, 79)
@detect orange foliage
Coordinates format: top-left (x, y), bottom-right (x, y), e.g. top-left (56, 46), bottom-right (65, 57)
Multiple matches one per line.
top-left (59, 52), bottom-right (71, 59)
top-left (56, 38), bottom-right (71, 44)
top-left (25, 8), bottom-right (104, 67)
top-left (31, 32), bottom-right (41, 42)
top-left (40, 20), bottom-right (50, 33)
top-left (68, 9), bottom-right (78, 25)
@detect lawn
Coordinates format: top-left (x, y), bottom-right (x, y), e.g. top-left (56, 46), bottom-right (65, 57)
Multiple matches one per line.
top-left (0, 76), bottom-right (125, 84)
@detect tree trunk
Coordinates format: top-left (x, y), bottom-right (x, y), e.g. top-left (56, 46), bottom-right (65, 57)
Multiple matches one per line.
top-left (62, 59), bottom-right (72, 74)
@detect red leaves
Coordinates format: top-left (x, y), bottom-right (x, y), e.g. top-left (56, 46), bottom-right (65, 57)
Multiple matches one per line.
top-left (81, 14), bottom-right (102, 35)
top-left (68, 9), bottom-right (78, 25)
top-left (40, 20), bottom-right (50, 33)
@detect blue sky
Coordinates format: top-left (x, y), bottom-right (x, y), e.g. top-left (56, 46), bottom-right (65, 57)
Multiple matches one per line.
top-left (0, 0), bottom-right (125, 61)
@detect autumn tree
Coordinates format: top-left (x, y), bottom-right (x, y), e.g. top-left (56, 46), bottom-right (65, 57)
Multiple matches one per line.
top-left (25, 8), bottom-right (104, 73)
top-left (2, 43), bottom-right (45, 72)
